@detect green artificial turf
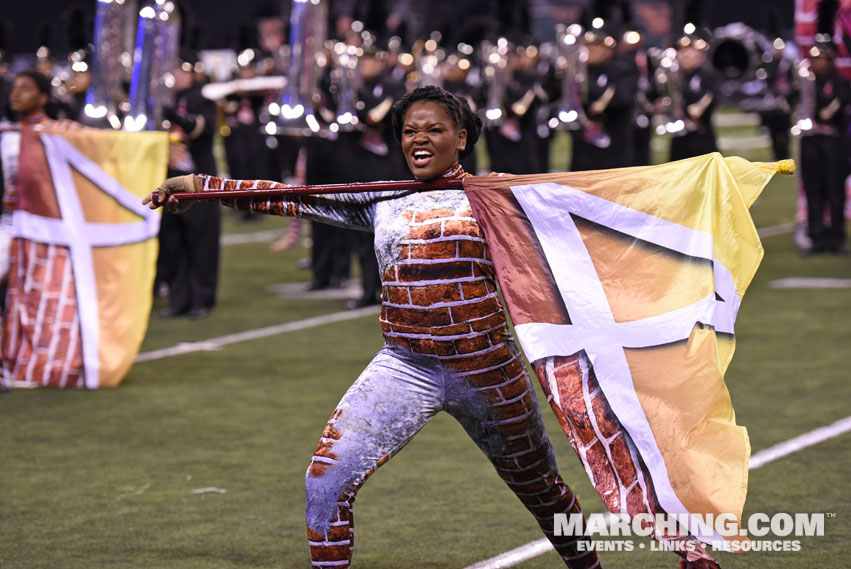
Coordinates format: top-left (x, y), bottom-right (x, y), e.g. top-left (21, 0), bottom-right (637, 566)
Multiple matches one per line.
top-left (1, 117), bottom-right (849, 568)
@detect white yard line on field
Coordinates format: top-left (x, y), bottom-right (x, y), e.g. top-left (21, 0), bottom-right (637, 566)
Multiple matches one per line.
top-left (748, 415), bottom-right (851, 469)
top-left (463, 539), bottom-right (555, 569)
top-left (135, 305), bottom-right (380, 363)
top-left (769, 278), bottom-right (851, 289)
top-left (462, 415), bottom-right (851, 569)
top-left (757, 221), bottom-right (795, 238)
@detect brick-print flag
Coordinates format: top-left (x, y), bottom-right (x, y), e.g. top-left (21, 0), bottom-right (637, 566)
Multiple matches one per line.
top-left (1, 129), bottom-right (167, 388)
top-left (464, 154), bottom-right (790, 550)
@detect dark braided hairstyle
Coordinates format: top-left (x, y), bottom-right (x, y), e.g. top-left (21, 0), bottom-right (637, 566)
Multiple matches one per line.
top-left (390, 85), bottom-right (483, 160)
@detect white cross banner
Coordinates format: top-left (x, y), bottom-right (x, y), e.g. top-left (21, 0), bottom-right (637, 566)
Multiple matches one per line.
top-left (464, 154), bottom-right (791, 551)
top-left (1, 129), bottom-right (167, 388)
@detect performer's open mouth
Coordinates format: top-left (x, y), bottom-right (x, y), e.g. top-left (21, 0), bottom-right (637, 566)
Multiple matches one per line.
top-left (412, 148), bottom-right (434, 168)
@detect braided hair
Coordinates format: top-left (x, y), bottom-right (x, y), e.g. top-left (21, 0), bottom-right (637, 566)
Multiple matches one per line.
top-left (390, 85), bottom-right (483, 160)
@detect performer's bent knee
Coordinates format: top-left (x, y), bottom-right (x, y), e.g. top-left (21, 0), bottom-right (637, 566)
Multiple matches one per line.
top-left (305, 460), bottom-right (351, 533)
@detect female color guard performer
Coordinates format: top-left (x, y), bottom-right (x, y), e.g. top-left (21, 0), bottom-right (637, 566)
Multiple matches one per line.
top-left (146, 85), bottom-right (600, 569)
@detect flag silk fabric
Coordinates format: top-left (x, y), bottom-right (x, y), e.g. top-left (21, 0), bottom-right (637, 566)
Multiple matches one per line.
top-left (1, 129), bottom-right (167, 388)
top-left (464, 153), bottom-right (790, 550)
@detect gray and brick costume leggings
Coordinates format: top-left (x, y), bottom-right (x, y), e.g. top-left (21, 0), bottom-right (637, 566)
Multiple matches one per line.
top-left (305, 341), bottom-right (598, 568)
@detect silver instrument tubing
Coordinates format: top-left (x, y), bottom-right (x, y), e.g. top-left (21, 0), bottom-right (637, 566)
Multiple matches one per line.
top-left (84, 0), bottom-right (137, 129)
top-left (270, 0), bottom-right (328, 136)
top-left (125, 0), bottom-right (181, 131)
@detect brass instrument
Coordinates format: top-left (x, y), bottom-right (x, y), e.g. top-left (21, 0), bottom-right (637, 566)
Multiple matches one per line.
top-left (480, 39), bottom-right (511, 127)
top-left (330, 40), bottom-right (362, 131)
top-left (647, 47), bottom-right (688, 136)
top-left (534, 42), bottom-right (557, 138)
top-left (124, 0), bottom-right (181, 131)
top-left (790, 58), bottom-right (816, 136)
top-left (551, 24), bottom-right (587, 132)
top-left (710, 22), bottom-right (778, 110)
top-left (85, 0), bottom-right (137, 129)
top-left (550, 24), bottom-right (610, 148)
top-left (270, 0), bottom-right (328, 136)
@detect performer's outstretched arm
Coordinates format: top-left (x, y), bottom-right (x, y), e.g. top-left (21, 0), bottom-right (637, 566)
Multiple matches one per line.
top-left (144, 173), bottom-right (403, 231)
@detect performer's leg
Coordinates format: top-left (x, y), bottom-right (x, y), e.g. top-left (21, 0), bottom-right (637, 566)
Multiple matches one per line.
top-left (444, 349), bottom-right (600, 568)
top-left (309, 222), bottom-right (334, 289)
top-left (164, 211), bottom-right (191, 314)
top-left (824, 140), bottom-right (848, 251)
top-left (305, 346), bottom-right (443, 568)
top-left (800, 136), bottom-right (828, 252)
top-left (329, 227), bottom-right (353, 287)
top-left (352, 232), bottom-right (380, 306)
top-left (154, 209), bottom-right (179, 298)
top-left (183, 201), bottom-right (221, 312)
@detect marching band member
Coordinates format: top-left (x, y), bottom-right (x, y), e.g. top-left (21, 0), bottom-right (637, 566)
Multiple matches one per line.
top-left (157, 51), bottom-right (221, 318)
top-left (222, 49), bottom-right (280, 204)
top-left (799, 36), bottom-right (851, 255)
top-left (620, 27), bottom-right (658, 166)
top-left (669, 27), bottom-right (719, 162)
top-left (485, 41), bottom-right (553, 174)
top-left (570, 22), bottom-right (637, 171)
top-left (759, 38), bottom-right (795, 161)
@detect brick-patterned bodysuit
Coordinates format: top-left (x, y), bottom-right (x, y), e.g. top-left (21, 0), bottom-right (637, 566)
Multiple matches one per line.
top-left (200, 165), bottom-right (600, 569)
